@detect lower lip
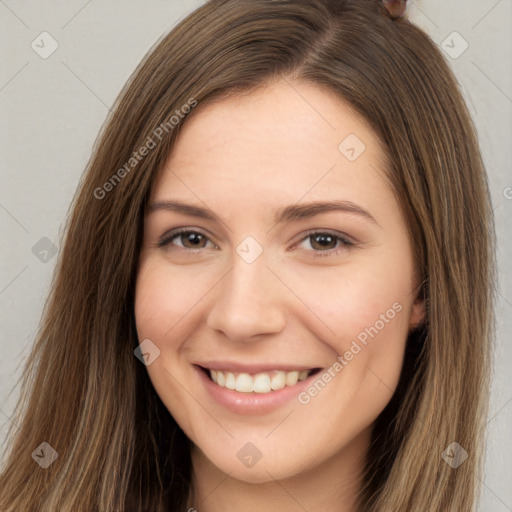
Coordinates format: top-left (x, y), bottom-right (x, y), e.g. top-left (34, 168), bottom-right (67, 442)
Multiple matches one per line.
top-left (195, 366), bottom-right (319, 415)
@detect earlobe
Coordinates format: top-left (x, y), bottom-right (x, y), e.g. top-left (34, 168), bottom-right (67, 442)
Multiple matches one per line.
top-left (409, 295), bottom-right (426, 331)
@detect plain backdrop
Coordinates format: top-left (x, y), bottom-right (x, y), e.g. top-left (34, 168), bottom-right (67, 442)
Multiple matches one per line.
top-left (1, 1), bottom-right (511, 510)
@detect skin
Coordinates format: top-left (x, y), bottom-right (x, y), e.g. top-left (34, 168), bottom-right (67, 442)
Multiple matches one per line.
top-left (135, 79), bottom-right (424, 512)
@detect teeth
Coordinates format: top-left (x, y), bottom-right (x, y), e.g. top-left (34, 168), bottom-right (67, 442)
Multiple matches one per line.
top-left (253, 373), bottom-right (271, 393)
top-left (225, 372), bottom-right (236, 390)
top-left (271, 371), bottom-right (285, 391)
top-left (285, 371), bottom-right (299, 386)
top-left (208, 368), bottom-right (311, 393)
top-left (216, 370), bottom-right (225, 387)
top-left (235, 373), bottom-right (253, 393)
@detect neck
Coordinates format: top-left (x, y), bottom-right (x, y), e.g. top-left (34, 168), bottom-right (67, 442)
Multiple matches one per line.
top-left (186, 427), bottom-right (370, 512)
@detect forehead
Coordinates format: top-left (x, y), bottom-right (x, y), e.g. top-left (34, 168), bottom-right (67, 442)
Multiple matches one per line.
top-left (153, 80), bottom-right (391, 214)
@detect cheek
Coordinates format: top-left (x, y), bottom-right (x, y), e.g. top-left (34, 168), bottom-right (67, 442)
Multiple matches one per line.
top-left (133, 260), bottom-right (200, 398)
top-left (283, 251), bottom-right (414, 395)
top-left (291, 268), bottom-right (413, 446)
top-left (133, 259), bottom-right (210, 438)
top-left (280, 250), bottom-right (414, 340)
top-left (134, 257), bottom-right (215, 340)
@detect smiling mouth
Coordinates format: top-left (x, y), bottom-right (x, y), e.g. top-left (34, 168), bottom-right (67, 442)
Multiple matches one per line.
top-left (200, 367), bottom-right (322, 393)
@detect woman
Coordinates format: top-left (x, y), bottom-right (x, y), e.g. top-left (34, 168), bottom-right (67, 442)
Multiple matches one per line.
top-left (0, 0), bottom-right (496, 510)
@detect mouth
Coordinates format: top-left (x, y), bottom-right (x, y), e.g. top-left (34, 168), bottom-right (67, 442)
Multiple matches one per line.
top-left (199, 366), bottom-right (322, 394)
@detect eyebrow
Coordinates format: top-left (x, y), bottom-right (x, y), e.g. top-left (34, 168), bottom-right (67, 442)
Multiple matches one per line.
top-left (148, 199), bottom-right (379, 226)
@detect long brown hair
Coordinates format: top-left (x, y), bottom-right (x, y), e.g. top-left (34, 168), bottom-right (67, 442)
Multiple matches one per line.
top-left (0, 0), bottom-right (495, 510)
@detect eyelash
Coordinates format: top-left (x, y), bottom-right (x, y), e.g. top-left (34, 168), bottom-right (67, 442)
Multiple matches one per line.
top-left (155, 228), bottom-right (355, 258)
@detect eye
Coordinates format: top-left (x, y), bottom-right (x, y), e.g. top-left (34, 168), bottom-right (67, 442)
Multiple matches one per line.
top-left (156, 228), bottom-right (217, 251)
top-left (295, 230), bottom-right (354, 258)
top-left (155, 228), bottom-right (354, 257)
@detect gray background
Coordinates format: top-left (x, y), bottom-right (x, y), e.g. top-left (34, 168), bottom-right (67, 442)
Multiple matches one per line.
top-left (0, 1), bottom-right (510, 509)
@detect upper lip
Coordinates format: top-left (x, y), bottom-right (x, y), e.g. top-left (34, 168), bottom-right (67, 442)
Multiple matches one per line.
top-left (196, 361), bottom-right (320, 373)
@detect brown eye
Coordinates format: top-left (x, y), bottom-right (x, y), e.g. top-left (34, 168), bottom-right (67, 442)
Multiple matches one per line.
top-left (157, 229), bottom-right (214, 250)
top-left (180, 232), bottom-right (208, 249)
top-left (309, 233), bottom-right (339, 251)
top-left (295, 230), bottom-right (354, 258)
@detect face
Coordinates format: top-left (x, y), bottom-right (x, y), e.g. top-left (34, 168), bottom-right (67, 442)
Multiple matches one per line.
top-left (134, 80), bottom-right (424, 484)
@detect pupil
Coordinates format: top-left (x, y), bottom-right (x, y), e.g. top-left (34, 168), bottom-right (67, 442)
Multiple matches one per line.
top-left (186, 233), bottom-right (203, 247)
top-left (313, 234), bottom-right (334, 249)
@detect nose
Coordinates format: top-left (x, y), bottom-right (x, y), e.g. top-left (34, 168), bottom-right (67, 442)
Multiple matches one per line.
top-left (206, 254), bottom-right (286, 342)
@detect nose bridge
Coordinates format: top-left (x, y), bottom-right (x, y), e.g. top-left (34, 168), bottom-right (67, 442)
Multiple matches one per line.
top-left (206, 249), bottom-right (286, 341)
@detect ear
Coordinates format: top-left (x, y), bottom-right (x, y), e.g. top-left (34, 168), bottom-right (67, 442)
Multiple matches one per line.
top-left (408, 284), bottom-right (426, 331)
